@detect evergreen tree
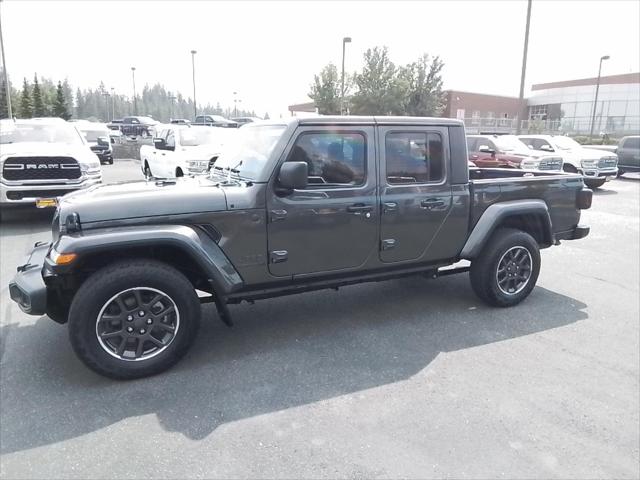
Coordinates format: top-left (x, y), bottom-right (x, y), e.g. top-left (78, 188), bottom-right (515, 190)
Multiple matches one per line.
top-left (264, 112), bottom-right (270, 120)
top-left (19, 78), bottom-right (33, 118)
top-left (53, 81), bottom-right (71, 120)
top-left (32, 74), bottom-right (46, 117)
top-left (75, 88), bottom-right (84, 118)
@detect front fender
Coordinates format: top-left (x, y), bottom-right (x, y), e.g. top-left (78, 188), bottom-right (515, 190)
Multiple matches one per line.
top-left (51, 224), bottom-right (243, 295)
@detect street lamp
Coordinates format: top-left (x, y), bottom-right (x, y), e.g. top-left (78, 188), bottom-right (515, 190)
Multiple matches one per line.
top-left (110, 87), bottom-right (115, 121)
top-left (131, 67), bottom-right (137, 115)
top-left (233, 91), bottom-right (239, 117)
top-left (0, 0), bottom-right (12, 118)
top-left (515, 0), bottom-right (532, 135)
top-left (191, 50), bottom-right (197, 119)
top-left (340, 36), bottom-right (351, 115)
top-left (102, 91), bottom-right (109, 122)
top-left (589, 55), bottom-right (610, 140)
top-left (168, 94), bottom-right (176, 121)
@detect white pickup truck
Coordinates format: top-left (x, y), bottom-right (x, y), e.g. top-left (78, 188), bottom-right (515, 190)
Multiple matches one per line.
top-left (140, 124), bottom-right (235, 178)
top-left (0, 118), bottom-right (102, 209)
top-left (518, 135), bottom-right (618, 189)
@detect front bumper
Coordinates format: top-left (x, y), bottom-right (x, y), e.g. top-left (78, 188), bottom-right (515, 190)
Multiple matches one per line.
top-left (9, 242), bottom-right (51, 316)
top-left (0, 174), bottom-right (102, 205)
top-left (555, 224), bottom-right (590, 242)
top-left (582, 167), bottom-right (618, 179)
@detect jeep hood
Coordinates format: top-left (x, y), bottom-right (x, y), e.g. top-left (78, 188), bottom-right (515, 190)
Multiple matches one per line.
top-left (59, 176), bottom-right (228, 224)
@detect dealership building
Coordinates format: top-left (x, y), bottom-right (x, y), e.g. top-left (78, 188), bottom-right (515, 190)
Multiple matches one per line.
top-left (290, 72), bottom-right (640, 136)
top-left (526, 72), bottom-right (639, 135)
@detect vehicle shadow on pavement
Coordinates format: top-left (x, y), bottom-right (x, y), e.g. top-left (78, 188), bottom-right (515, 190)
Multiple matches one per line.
top-left (0, 275), bottom-right (588, 454)
top-left (592, 188), bottom-right (618, 196)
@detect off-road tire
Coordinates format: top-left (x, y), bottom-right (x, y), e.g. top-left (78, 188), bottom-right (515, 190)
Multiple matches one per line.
top-left (68, 260), bottom-right (201, 379)
top-left (469, 228), bottom-right (540, 307)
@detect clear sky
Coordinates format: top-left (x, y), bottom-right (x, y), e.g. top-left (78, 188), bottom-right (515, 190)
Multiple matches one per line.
top-left (2, 0), bottom-right (638, 117)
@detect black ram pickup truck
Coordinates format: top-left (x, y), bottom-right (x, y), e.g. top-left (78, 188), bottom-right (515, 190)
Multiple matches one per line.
top-left (9, 116), bottom-right (592, 379)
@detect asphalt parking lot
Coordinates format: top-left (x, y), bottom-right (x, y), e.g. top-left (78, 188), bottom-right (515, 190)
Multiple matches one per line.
top-left (1, 160), bottom-right (638, 479)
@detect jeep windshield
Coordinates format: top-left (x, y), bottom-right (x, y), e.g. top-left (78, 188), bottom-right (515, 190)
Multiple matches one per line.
top-left (0, 122), bottom-right (84, 145)
top-left (211, 124), bottom-right (286, 181)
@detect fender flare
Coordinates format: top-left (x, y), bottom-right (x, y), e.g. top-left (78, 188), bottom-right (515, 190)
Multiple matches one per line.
top-left (460, 199), bottom-right (552, 259)
top-left (52, 224), bottom-right (243, 295)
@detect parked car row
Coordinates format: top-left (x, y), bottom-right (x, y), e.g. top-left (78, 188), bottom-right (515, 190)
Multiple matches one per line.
top-left (465, 133), bottom-right (634, 189)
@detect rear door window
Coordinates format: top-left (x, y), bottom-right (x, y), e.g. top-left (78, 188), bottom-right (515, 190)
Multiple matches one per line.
top-left (386, 132), bottom-right (445, 184)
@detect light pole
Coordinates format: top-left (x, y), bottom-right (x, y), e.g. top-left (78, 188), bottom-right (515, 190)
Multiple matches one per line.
top-left (233, 91), bottom-right (238, 117)
top-left (191, 50), bottom-right (197, 119)
top-left (515, 0), bottom-right (532, 135)
top-left (589, 55), bottom-right (610, 140)
top-left (110, 87), bottom-right (115, 120)
top-left (0, 0), bottom-right (13, 118)
top-left (102, 91), bottom-right (109, 122)
top-left (131, 66), bottom-right (137, 115)
top-left (169, 94), bottom-right (176, 121)
top-left (340, 36), bottom-right (351, 115)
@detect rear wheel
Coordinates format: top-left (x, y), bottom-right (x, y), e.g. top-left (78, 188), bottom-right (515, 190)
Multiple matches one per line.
top-left (617, 168), bottom-right (625, 177)
top-left (469, 228), bottom-right (540, 307)
top-left (175, 168), bottom-right (184, 177)
top-left (584, 178), bottom-right (606, 189)
top-left (68, 260), bottom-right (201, 379)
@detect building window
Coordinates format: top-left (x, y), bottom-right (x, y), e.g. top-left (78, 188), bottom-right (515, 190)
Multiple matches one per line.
top-left (529, 105), bottom-right (548, 120)
top-left (471, 110), bottom-right (481, 125)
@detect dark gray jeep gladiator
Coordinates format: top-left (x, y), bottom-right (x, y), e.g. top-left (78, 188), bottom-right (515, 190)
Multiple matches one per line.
top-left (9, 116), bottom-right (592, 379)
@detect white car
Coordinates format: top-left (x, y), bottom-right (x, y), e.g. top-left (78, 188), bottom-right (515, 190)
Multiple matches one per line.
top-left (518, 135), bottom-right (618, 189)
top-left (140, 124), bottom-right (236, 178)
top-left (0, 118), bottom-right (102, 207)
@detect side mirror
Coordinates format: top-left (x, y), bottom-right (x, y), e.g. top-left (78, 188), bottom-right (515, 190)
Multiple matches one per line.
top-left (540, 144), bottom-right (554, 152)
top-left (478, 145), bottom-right (496, 155)
top-left (278, 161), bottom-right (308, 191)
top-left (153, 137), bottom-right (166, 149)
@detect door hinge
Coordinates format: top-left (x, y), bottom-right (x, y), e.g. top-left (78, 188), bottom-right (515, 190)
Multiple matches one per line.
top-left (270, 250), bottom-right (288, 263)
top-left (381, 239), bottom-right (396, 251)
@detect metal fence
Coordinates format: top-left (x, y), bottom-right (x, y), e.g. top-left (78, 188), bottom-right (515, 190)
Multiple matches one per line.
top-left (461, 117), bottom-right (640, 136)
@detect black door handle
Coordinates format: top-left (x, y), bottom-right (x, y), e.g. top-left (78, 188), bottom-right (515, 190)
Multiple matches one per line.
top-left (347, 204), bottom-right (373, 213)
top-left (420, 198), bottom-right (445, 209)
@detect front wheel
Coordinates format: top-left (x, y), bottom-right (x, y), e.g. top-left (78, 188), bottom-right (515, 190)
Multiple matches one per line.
top-left (68, 260), bottom-right (201, 379)
top-left (584, 178), bottom-right (606, 189)
top-left (469, 228), bottom-right (541, 307)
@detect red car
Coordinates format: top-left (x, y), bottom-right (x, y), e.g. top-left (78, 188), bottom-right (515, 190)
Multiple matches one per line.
top-left (466, 135), bottom-right (563, 171)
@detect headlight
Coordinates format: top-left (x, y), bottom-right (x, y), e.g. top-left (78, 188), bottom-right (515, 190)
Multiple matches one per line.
top-left (581, 159), bottom-right (597, 168)
top-left (80, 161), bottom-right (101, 174)
top-left (520, 158), bottom-right (540, 170)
